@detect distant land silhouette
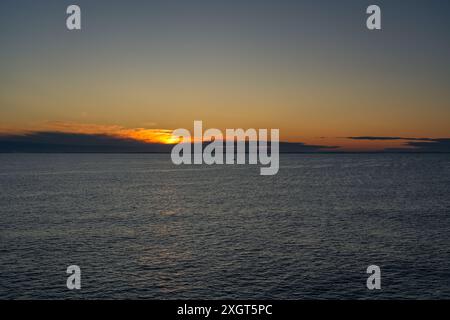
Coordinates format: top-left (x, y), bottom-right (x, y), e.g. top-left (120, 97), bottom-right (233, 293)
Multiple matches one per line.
top-left (0, 132), bottom-right (449, 153)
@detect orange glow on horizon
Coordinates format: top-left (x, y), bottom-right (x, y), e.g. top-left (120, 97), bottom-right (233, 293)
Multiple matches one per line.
top-left (0, 121), bottom-right (446, 151)
top-left (0, 122), bottom-right (182, 145)
top-left (118, 129), bottom-right (180, 144)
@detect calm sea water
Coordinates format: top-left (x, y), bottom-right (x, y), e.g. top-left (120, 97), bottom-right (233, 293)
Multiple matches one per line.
top-left (1, 154), bottom-right (450, 299)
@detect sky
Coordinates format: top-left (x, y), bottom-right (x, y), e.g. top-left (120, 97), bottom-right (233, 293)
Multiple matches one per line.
top-left (0, 0), bottom-right (449, 152)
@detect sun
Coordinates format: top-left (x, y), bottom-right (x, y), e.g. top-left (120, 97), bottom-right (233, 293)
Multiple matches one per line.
top-left (118, 129), bottom-right (181, 145)
top-left (159, 135), bottom-right (181, 144)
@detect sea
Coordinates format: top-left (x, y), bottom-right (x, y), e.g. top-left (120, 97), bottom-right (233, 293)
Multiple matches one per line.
top-left (1, 153), bottom-right (449, 299)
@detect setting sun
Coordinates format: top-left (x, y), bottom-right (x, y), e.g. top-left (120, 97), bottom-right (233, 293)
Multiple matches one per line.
top-left (118, 129), bottom-right (180, 144)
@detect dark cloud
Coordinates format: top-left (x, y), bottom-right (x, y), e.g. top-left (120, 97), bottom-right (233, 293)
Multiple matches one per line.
top-left (278, 142), bottom-right (338, 153)
top-left (5, 132), bottom-right (448, 153)
top-left (346, 136), bottom-right (450, 152)
top-left (385, 139), bottom-right (450, 153)
top-left (0, 131), bottom-right (338, 153)
top-left (0, 132), bottom-right (173, 153)
top-left (346, 136), bottom-right (434, 141)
